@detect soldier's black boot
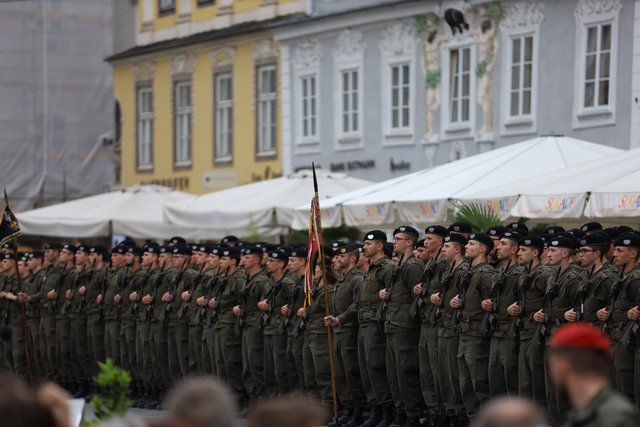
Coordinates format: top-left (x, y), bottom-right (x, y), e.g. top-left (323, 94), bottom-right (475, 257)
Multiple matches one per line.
top-left (437, 415), bottom-right (450, 427)
top-left (388, 408), bottom-right (407, 427)
top-left (374, 404), bottom-right (394, 427)
top-left (346, 407), bottom-right (364, 427)
top-left (406, 417), bottom-right (421, 427)
top-left (330, 408), bottom-right (354, 427)
top-left (357, 404), bottom-right (381, 427)
top-left (448, 415), bottom-right (459, 427)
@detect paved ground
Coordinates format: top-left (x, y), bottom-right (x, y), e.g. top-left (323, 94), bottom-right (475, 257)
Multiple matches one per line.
top-left (81, 405), bottom-right (166, 425)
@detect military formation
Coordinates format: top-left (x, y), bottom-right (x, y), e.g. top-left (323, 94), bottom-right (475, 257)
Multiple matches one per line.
top-left (1, 221), bottom-right (640, 427)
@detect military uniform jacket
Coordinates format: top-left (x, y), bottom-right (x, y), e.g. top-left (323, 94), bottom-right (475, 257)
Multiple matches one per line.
top-left (55, 267), bottom-right (77, 320)
top-left (437, 260), bottom-right (469, 338)
top-left (241, 269), bottom-right (270, 327)
top-left (284, 272), bottom-right (305, 334)
top-left (151, 268), bottom-right (176, 322)
top-left (306, 282), bottom-right (335, 334)
top-left (264, 270), bottom-right (297, 336)
top-left (609, 266), bottom-right (640, 341)
top-left (421, 257), bottom-right (449, 322)
top-left (103, 266), bottom-right (129, 321)
top-left (2, 274), bottom-right (21, 326)
top-left (548, 263), bottom-right (587, 337)
top-left (35, 264), bottom-right (66, 315)
top-left (332, 267), bottom-right (364, 331)
top-left (491, 263), bottom-right (526, 338)
top-left (24, 269), bottom-right (45, 319)
top-left (385, 255), bottom-right (423, 332)
top-left (518, 264), bottom-right (555, 340)
top-left (577, 266), bottom-right (615, 325)
top-left (136, 268), bottom-right (160, 322)
top-left (68, 267), bottom-right (94, 318)
top-left (123, 268), bottom-right (151, 322)
top-left (0, 273), bottom-right (13, 324)
top-left (459, 261), bottom-right (497, 337)
top-left (188, 269), bottom-right (216, 326)
top-left (215, 269), bottom-right (244, 327)
top-left (85, 266), bottom-right (108, 317)
top-left (169, 268), bottom-right (199, 322)
top-left (358, 256), bottom-right (393, 324)
top-left (563, 385), bottom-right (639, 427)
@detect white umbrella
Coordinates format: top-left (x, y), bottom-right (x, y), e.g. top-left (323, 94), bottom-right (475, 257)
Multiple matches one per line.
top-left (164, 169), bottom-right (373, 232)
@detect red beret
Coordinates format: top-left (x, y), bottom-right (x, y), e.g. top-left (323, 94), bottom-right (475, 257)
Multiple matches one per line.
top-left (551, 322), bottom-right (612, 360)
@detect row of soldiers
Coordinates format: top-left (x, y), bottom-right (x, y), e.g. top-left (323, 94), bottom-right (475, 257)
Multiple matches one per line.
top-left (0, 221), bottom-right (640, 427)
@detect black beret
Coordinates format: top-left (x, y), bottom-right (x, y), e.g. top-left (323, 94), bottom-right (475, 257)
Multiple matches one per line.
top-left (2, 242), bottom-right (16, 250)
top-left (19, 253), bottom-right (28, 263)
top-left (614, 232), bottom-right (640, 248)
top-left (394, 225), bottom-right (419, 239)
top-left (424, 225), bottom-right (449, 238)
top-left (289, 246), bottom-right (307, 258)
top-left (538, 234), bottom-right (550, 244)
top-left (28, 250), bottom-right (44, 259)
top-left (548, 236), bottom-right (577, 250)
top-left (126, 246), bottom-right (143, 256)
top-left (580, 222), bottom-right (603, 233)
top-left (578, 232), bottom-right (610, 248)
top-left (61, 244), bottom-right (77, 253)
top-left (44, 242), bottom-right (62, 250)
top-left (143, 243), bottom-right (160, 254)
top-left (111, 245), bottom-right (128, 255)
top-left (567, 228), bottom-right (586, 239)
top-left (486, 225), bottom-right (507, 238)
top-left (336, 243), bottom-right (360, 255)
top-left (356, 244), bottom-right (364, 254)
top-left (449, 222), bottom-right (472, 234)
top-left (469, 233), bottom-right (493, 249)
top-left (172, 245), bottom-right (192, 256)
top-left (209, 246), bottom-right (222, 256)
top-left (444, 234), bottom-right (468, 246)
top-left (242, 246), bottom-right (263, 256)
top-left (159, 246), bottom-right (172, 254)
top-left (269, 250), bottom-right (289, 263)
top-left (603, 227), bottom-right (621, 239)
top-left (416, 239), bottom-right (426, 248)
top-left (364, 230), bottom-right (387, 243)
top-left (544, 226), bottom-right (565, 236)
top-left (76, 244), bottom-right (90, 253)
top-left (220, 247), bottom-right (240, 258)
top-left (617, 226), bottom-right (634, 234)
top-left (501, 231), bottom-right (520, 244)
top-left (506, 222), bottom-right (529, 236)
top-left (195, 244), bottom-right (210, 253)
top-left (330, 240), bottom-right (347, 250)
top-left (189, 243), bottom-right (200, 252)
top-left (89, 245), bottom-right (108, 255)
top-left (221, 235), bottom-right (239, 244)
top-left (2, 253), bottom-right (15, 260)
top-left (519, 236), bottom-right (544, 250)
top-left (168, 236), bottom-right (186, 245)
top-left (383, 242), bottom-right (394, 258)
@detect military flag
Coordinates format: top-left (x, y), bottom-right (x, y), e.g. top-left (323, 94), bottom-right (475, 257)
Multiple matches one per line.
top-left (0, 190), bottom-right (21, 247)
top-left (304, 166), bottom-right (323, 308)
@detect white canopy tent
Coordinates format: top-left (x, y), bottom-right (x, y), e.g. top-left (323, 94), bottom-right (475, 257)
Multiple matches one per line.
top-left (460, 147), bottom-right (640, 220)
top-left (16, 185), bottom-right (206, 240)
top-left (164, 169), bottom-right (373, 233)
top-left (291, 136), bottom-right (621, 229)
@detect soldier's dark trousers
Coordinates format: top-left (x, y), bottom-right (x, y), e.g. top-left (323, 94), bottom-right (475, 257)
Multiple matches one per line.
top-left (87, 314), bottom-right (105, 378)
top-left (419, 322), bottom-right (441, 415)
top-left (135, 321), bottom-right (151, 386)
top-left (0, 323), bottom-right (13, 371)
top-left (11, 321), bottom-right (27, 379)
top-left (55, 317), bottom-right (71, 382)
top-left (438, 334), bottom-right (464, 416)
top-left (187, 325), bottom-right (203, 374)
top-left (613, 340), bottom-right (635, 402)
top-left (517, 338), bottom-right (545, 407)
top-left (264, 333), bottom-right (290, 396)
top-left (38, 314), bottom-right (56, 378)
top-left (202, 324), bottom-right (217, 376)
top-left (358, 321), bottom-right (392, 405)
top-left (387, 328), bottom-right (422, 417)
top-left (242, 325), bottom-right (263, 398)
top-left (215, 325), bottom-right (244, 400)
top-left (334, 329), bottom-right (366, 409)
top-left (457, 335), bottom-right (489, 419)
top-left (544, 345), bottom-right (570, 426)
top-left (104, 319), bottom-right (121, 366)
top-left (286, 333), bottom-right (304, 391)
top-left (488, 336), bottom-right (519, 396)
top-left (120, 320), bottom-right (137, 376)
top-left (70, 315), bottom-right (90, 385)
top-left (303, 332), bottom-right (332, 405)
top-left (149, 321), bottom-right (170, 388)
top-left (28, 318), bottom-right (43, 378)
top-left (167, 320), bottom-right (189, 380)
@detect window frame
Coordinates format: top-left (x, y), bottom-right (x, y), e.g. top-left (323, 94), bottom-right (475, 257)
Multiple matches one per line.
top-left (256, 64), bottom-right (277, 159)
top-left (213, 72), bottom-right (233, 163)
top-left (136, 85), bottom-right (154, 171)
top-left (299, 73), bottom-right (319, 144)
top-left (334, 62), bottom-right (364, 149)
top-left (381, 56), bottom-right (415, 145)
top-left (158, 0), bottom-right (175, 15)
top-left (440, 39), bottom-right (476, 139)
top-left (173, 79), bottom-right (192, 168)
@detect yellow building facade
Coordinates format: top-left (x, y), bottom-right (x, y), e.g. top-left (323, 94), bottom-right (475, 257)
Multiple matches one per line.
top-left (109, 0), bottom-right (306, 193)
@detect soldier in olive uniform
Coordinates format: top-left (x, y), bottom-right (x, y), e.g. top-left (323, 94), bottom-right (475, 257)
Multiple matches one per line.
top-left (211, 247), bottom-right (246, 406)
top-left (281, 247), bottom-right (307, 392)
top-left (20, 251), bottom-right (46, 379)
top-left (260, 249), bottom-right (297, 396)
top-left (506, 236), bottom-right (553, 408)
top-left (379, 226), bottom-right (423, 427)
top-left (85, 246), bottom-right (109, 386)
top-left (54, 244), bottom-right (77, 390)
top-left (101, 245), bottom-right (129, 367)
top-left (233, 246), bottom-right (270, 400)
top-left (0, 253), bottom-right (26, 376)
top-left (325, 244), bottom-right (366, 427)
top-left (449, 233), bottom-right (496, 420)
top-left (413, 225), bottom-right (449, 426)
top-left (597, 233), bottom-right (640, 405)
top-left (119, 246), bottom-right (142, 389)
top-left (483, 231), bottom-right (525, 397)
top-left (533, 235), bottom-right (586, 426)
top-left (357, 230), bottom-right (394, 427)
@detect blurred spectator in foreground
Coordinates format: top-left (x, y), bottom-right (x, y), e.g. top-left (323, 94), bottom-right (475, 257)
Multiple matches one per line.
top-left (549, 323), bottom-right (638, 427)
top-left (471, 397), bottom-right (549, 427)
top-left (247, 395), bottom-right (326, 427)
top-left (0, 369), bottom-right (61, 427)
top-left (158, 376), bottom-right (238, 427)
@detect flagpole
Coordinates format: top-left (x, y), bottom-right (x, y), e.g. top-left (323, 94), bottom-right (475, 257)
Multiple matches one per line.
top-left (312, 164), bottom-right (339, 422)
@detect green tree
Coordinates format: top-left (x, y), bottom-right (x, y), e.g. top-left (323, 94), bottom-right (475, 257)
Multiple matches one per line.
top-left (90, 358), bottom-right (133, 422)
top-left (451, 202), bottom-right (503, 233)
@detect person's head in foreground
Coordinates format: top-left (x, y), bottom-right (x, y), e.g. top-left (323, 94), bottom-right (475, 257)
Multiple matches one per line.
top-left (247, 395), bottom-right (327, 427)
top-left (471, 397), bottom-right (548, 427)
top-left (549, 322), bottom-right (639, 425)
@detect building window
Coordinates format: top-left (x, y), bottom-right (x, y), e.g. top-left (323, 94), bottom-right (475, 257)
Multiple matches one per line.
top-left (197, 0), bottom-right (214, 5)
top-left (301, 75), bottom-right (318, 140)
top-left (340, 69), bottom-right (359, 135)
top-left (174, 80), bottom-right (192, 166)
top-left (214, 73), bottom-right (233, 162)
top-left (136, 87), bottom-right (153, 170)
top-left (257, 65), bottom-right (276, 156)
top-left (389, 63), bottom-right (411, 131)
top-left (158, 0), bottom-right (175, 14)
top-left (583, 23), bottom-right (611, 109)
top-left (449, 47), bottom-right (471, 125)
top-left (509, 35), bottom-right (533, 118)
